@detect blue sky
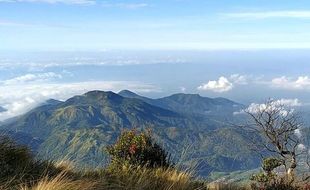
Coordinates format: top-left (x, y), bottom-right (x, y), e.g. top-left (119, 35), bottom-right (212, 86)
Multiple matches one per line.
top-left (1, 0), bottom-right (310, 50)
top-left (1, 0), bottom-right (310, 120)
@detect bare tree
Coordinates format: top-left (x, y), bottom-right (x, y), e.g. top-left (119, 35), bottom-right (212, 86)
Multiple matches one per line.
top-left (243, 99), bottom-right (303, 181)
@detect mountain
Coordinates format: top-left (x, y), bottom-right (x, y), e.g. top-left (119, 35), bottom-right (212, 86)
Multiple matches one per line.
top-left (119, 90), bottom-right (245, 123)
top-left (157, 93), bottom-right (244, 116)
top-left (0, 130), bottom-right (42, 152)
top-left (119, 90), bottom-right (157, 105)
top-left (42, 99), bottom-right (63, 106)
top-left (0, 90), bottom-right (259, 176)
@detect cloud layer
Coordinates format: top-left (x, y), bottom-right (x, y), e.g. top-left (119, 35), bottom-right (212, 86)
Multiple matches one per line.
top-left (0, 0), bottom-right (96, 5)
top-left (271, 76), bottom-right (310, 90)
top-left (2, 72), bottom-right (62, 85)
top-left (0, 73), bottom-right (159, 121)
top-left (224, 11), bottom-right (310, 19)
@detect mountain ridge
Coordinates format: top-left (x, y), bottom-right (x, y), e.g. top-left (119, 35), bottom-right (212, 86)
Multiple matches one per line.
top-left (118, 90), bottom-right (245, 116)
top-left (0, 90), bottom-right (258, 176)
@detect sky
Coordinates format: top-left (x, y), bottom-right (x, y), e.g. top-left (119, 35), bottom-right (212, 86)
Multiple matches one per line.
top-left (1, 0), bottom-right (310, 120)
top-left (1, 0), bottom-right (310, 50)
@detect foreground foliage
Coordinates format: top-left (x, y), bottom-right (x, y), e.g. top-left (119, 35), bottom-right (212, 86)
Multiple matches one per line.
top-left (1, 131), bottom-right (309, 190)
top-left (106, 129), bottom-right (172, 169)
top-left (0, 135), bottom-right (62, 188)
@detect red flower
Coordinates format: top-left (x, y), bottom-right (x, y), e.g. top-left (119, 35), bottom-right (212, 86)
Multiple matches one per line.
top-left (129, 144), bottom-right (137, 155)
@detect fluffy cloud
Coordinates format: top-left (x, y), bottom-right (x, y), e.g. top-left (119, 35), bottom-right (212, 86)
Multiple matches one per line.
top-left (198, 76), bottom-right (233, 93)
top-left (0, 80), bottom-right (159, 121)
top-left (197, 74), bottom-right (252, 93)
top-left (0, 0), bottom-right (96, 5)
top-left (271, 76), bottom-right (310, 90)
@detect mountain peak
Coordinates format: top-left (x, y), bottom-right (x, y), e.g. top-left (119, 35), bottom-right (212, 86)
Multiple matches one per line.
top-left (164, 93), bottom-right (205, 102)
top-left (118, 90), bottom-right (140, 98)
top-left (84, 90), bottom-right (117, 96)
top-left (44, 99), bottom-right (63, 106)
top-left (170, 93), bottom-right (202, 98)
top-left (84, 90), bottom-right (123, 100)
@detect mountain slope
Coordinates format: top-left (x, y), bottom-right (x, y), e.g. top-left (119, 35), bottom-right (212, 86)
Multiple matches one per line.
top-left (1, 90), bottom-right (259, 175)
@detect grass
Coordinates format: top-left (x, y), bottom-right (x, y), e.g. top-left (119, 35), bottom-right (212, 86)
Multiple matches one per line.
top-left (2, 164), bottom-right (207, 190)
top-left (1, 163), bottom-right (256, 190)
top-left (0, 134), bottom-right (257, 190)
top-left (20, 172), bottom-right (97, 190)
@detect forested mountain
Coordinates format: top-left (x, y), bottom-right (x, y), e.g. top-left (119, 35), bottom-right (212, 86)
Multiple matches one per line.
top-left (0, 90), bottom-right (259, 176)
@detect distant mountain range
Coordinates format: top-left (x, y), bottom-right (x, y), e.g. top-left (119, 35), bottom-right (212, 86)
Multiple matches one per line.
top-left (0, 90), bottom-right (260, 177)
top-left (119, 90), bottom-right (244, 117)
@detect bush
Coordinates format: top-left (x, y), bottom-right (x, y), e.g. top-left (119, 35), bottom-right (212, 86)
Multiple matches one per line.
top-left (250, 157), bottom-right (299, 190)
top-left (106, 129), bottom-right (172, 169)
top-left (262, 158), bottom-right (283, 174)
top-left (250, 178), bottom-right (299, 190)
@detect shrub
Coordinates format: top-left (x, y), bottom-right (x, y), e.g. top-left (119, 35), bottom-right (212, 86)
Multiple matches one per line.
top-left (106, 129), bottom-right (172, 169)
top-left (250, 157), bottom-right (298, 190)
top-left (250, 178), bottom-right (299, 190)
top-left (262, 158), bottom-right (283, 174)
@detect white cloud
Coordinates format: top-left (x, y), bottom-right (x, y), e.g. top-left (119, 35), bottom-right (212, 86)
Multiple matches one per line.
top-left (297, 144), bottom-right (306, 151)
top-left (180, 87), bottom-right (186, 92)
top-left (230, 74), bottom-right (249, 85)
top-left (271, 76), bottom-right (310, 90)
top-left (234, 98), bottom-right (302, 115)
top-left (0, 57), bottom-right (187, 70)
top-left (0, 81), bottom-right (159, 121)
top-left (0, 0), bottom-right (96, 5)
top-left (295, 129), bottom-right (302, 138)
top-left (274, 98), bottom-right (302, 107)
top-left (224, 11), bottom-right (310, 19)
top-left (198, 76), bottom-right (233, 93)
top-left (2, 72), bottom-right (62, 85)
top-left (102, 2), bottom-right (149, 9)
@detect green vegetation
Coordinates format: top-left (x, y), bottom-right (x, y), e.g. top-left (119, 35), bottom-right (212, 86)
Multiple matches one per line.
top-left (0, 132), bottom-right (207, 190)
top-left (0, 90), bottom-right (259, 177)
top-left (249, 158), bottom-right (300, 190)
top-left (106, 129), bottom-right (172, 169)
top-left (4, 91), bottom-right (310, 188)
top-left (2, 128), bottom-right (310, 190)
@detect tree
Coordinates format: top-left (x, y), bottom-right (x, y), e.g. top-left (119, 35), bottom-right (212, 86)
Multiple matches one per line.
top-left (243, 99), bottom-right (304, 182)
